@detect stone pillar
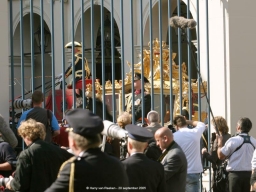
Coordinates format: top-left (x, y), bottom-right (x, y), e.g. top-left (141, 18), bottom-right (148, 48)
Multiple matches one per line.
top-left (0, 0), bottom-right (9, 122)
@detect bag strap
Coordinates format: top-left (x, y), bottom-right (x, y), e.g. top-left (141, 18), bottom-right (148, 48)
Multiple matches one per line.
top-left (46, 109), bottom-right (52, 130)
top-left (226, 134), bottom-right (255, 160)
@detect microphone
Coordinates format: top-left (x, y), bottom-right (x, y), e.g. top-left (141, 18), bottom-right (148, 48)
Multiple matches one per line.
top-left (169, 16), bottom-right (197, 29)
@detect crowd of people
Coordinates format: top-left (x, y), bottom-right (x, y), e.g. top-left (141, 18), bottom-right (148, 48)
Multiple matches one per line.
top-left (1, 71), bottom-right (256, 192)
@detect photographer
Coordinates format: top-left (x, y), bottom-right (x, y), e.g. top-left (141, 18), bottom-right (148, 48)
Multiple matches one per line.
top-left (202, 116), bottom-right (231, 192)
top-left (17, 90), bottom-right (60, 142)
top-left (217, 117), bottom-right (256, 192)
top-left (173, 115), bottom-right (206, 192)
top-left (6, 119), bottom-right (72, 192)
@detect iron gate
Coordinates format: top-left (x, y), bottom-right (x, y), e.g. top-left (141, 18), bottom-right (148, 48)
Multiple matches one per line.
top-left (9, 0), bottom-right (211, 191)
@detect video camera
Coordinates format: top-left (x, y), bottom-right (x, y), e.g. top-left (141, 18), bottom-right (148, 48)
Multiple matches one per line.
top-left (102, 120), bottom-right (128, 160)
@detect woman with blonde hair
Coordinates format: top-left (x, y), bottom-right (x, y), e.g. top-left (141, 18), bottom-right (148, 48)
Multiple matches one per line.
top-left (202, 116), bottom-right (231, 192)
top-left (6, 119), bottom-right (72, 192)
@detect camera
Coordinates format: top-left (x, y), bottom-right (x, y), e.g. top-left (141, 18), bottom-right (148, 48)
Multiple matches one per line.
top-left (13, 99), bottom-right (32, 109)
top-left (102, 120), bottom-right (128, 140)
top-left (0, 177), bottom-right (10, 187)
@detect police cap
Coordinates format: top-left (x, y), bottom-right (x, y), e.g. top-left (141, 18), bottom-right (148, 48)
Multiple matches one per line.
top-left (125, 124), bottom-right (153, 142)
top-left (134, 72), bottom-right (149, 83)
top-left (65, 108), bottom-right (104, 137)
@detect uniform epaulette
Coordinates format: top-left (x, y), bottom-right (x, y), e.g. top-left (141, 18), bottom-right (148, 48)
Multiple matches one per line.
top-left (57, 156), bottom-right (77, 177)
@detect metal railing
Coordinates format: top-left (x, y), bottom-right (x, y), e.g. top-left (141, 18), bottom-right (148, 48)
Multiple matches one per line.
top-left (9, 0), bottom-right (211, 191)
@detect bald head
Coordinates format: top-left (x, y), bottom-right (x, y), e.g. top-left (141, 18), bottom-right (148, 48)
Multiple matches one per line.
top-left (154, 127), bottom-right (173, 150)
top-left (155, 127), bottom-right (173, 138)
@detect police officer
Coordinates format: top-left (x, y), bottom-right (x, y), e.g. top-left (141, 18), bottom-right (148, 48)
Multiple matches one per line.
top-left (125, 72), bottom-right (151, 124)
top-left (59, 41), bottom-right (91, 89)
top-left (45, 109), bottom-right (129, 192)
top-left (122, 124), bottom-right (166, 192)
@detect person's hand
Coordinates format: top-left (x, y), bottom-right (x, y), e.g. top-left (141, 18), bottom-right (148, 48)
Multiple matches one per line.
top-left (202, 147), bottom-right (207, 154)
top-left (6, 176), bottom-right (13, 190)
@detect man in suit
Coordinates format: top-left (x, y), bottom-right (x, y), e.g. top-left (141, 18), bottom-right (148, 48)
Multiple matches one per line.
top-left (122, 124), bottom-right (166, 192)
top-left (125, 73), bottom-right (151, 124)
top-left (45, 108), bottom-right (129, 192)
top-left (155, 127), bottom-right (187, 192)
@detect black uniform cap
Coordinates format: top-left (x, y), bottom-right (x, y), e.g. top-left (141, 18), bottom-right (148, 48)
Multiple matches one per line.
top-left (65, 108), bottom-right (104, 137)
top-left (134, 73), bottom-right (149, 83)
top-left (125, 124), bottom-right (153, 142)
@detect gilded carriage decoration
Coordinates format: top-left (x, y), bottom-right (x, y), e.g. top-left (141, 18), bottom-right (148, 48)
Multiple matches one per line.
top-left (85, 38), bottom-right (207, 121)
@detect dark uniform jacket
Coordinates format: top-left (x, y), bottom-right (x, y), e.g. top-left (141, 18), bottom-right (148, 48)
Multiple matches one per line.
top-left (122, 153), bottom-right (166, 192)
top-left (10, 139), bottom-right (73, 192)
top-left (161, 141), bottom-right (187, 192)
top-left (64, 53), bottom-right (90, 82)
top-left (45, 148), bottom-right (129, 192)
top-left (126, 92), bottom-right (151, 122)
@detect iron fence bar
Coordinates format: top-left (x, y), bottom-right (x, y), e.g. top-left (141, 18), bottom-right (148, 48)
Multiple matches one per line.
top-left (168, 0), bottom-right (173, 123)
top-left (197, 0), bottom-right (201, 121)
top-left (177, 0), bottom-right (182, 116)
top-left (50, 0), bottom-right (56, 113)
top-left (187, 0), bottom-right (192, 120)
top-left (140, 0), bottom-right (145, 124)
top-left (196, 0), bottom-right (202, 186)
top-left (130, 0), bottom-right (135, 124)
top-left (81, 0), bottom-right (86, 109)
top-left (61, 0), bottom-right (66, 115)
top-left (30, 0), bottom-right (35, 92)
top-left (9, 0), bottom-right (15, 129)
top-left (101, 0), bottom-right (106, 119)
top-left (206, 0), bottom-right (211, 189)
top-left (120, 0), bottom-right (125, 112)
top-left (158, 0), bottom-right (164, 125)
top-left (20, 0), bottom-right (25, 150)
top-left (91, 0), bottom-right (96, 113)
top-left (71, 0), bottom-right (76, 108)
top-left (111, 0), bottom-right (116, 121)
top-left (20, 0), bottom-right (25, 100)
top-left (149, 0), bottom-right (154, 110)
top-left (40, 0), bottom-right (45, 107)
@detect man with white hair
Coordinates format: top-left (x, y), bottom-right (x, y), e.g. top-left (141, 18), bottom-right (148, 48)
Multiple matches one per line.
top-left (146, 110), bottom-right (162, 135)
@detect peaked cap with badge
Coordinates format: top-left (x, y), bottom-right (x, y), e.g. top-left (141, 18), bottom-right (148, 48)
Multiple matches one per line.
top-left (125, 124), bottom-right (153, 142)
top-left (65, 108), bottom-right (103, 137)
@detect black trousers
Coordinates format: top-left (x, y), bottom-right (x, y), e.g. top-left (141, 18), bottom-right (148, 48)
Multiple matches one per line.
top-left (228, 171), bottom-right (251, 192)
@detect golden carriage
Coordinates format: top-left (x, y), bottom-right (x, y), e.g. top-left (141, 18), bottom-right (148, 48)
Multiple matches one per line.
top-left (85, 38), bottom-right (207, 122)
